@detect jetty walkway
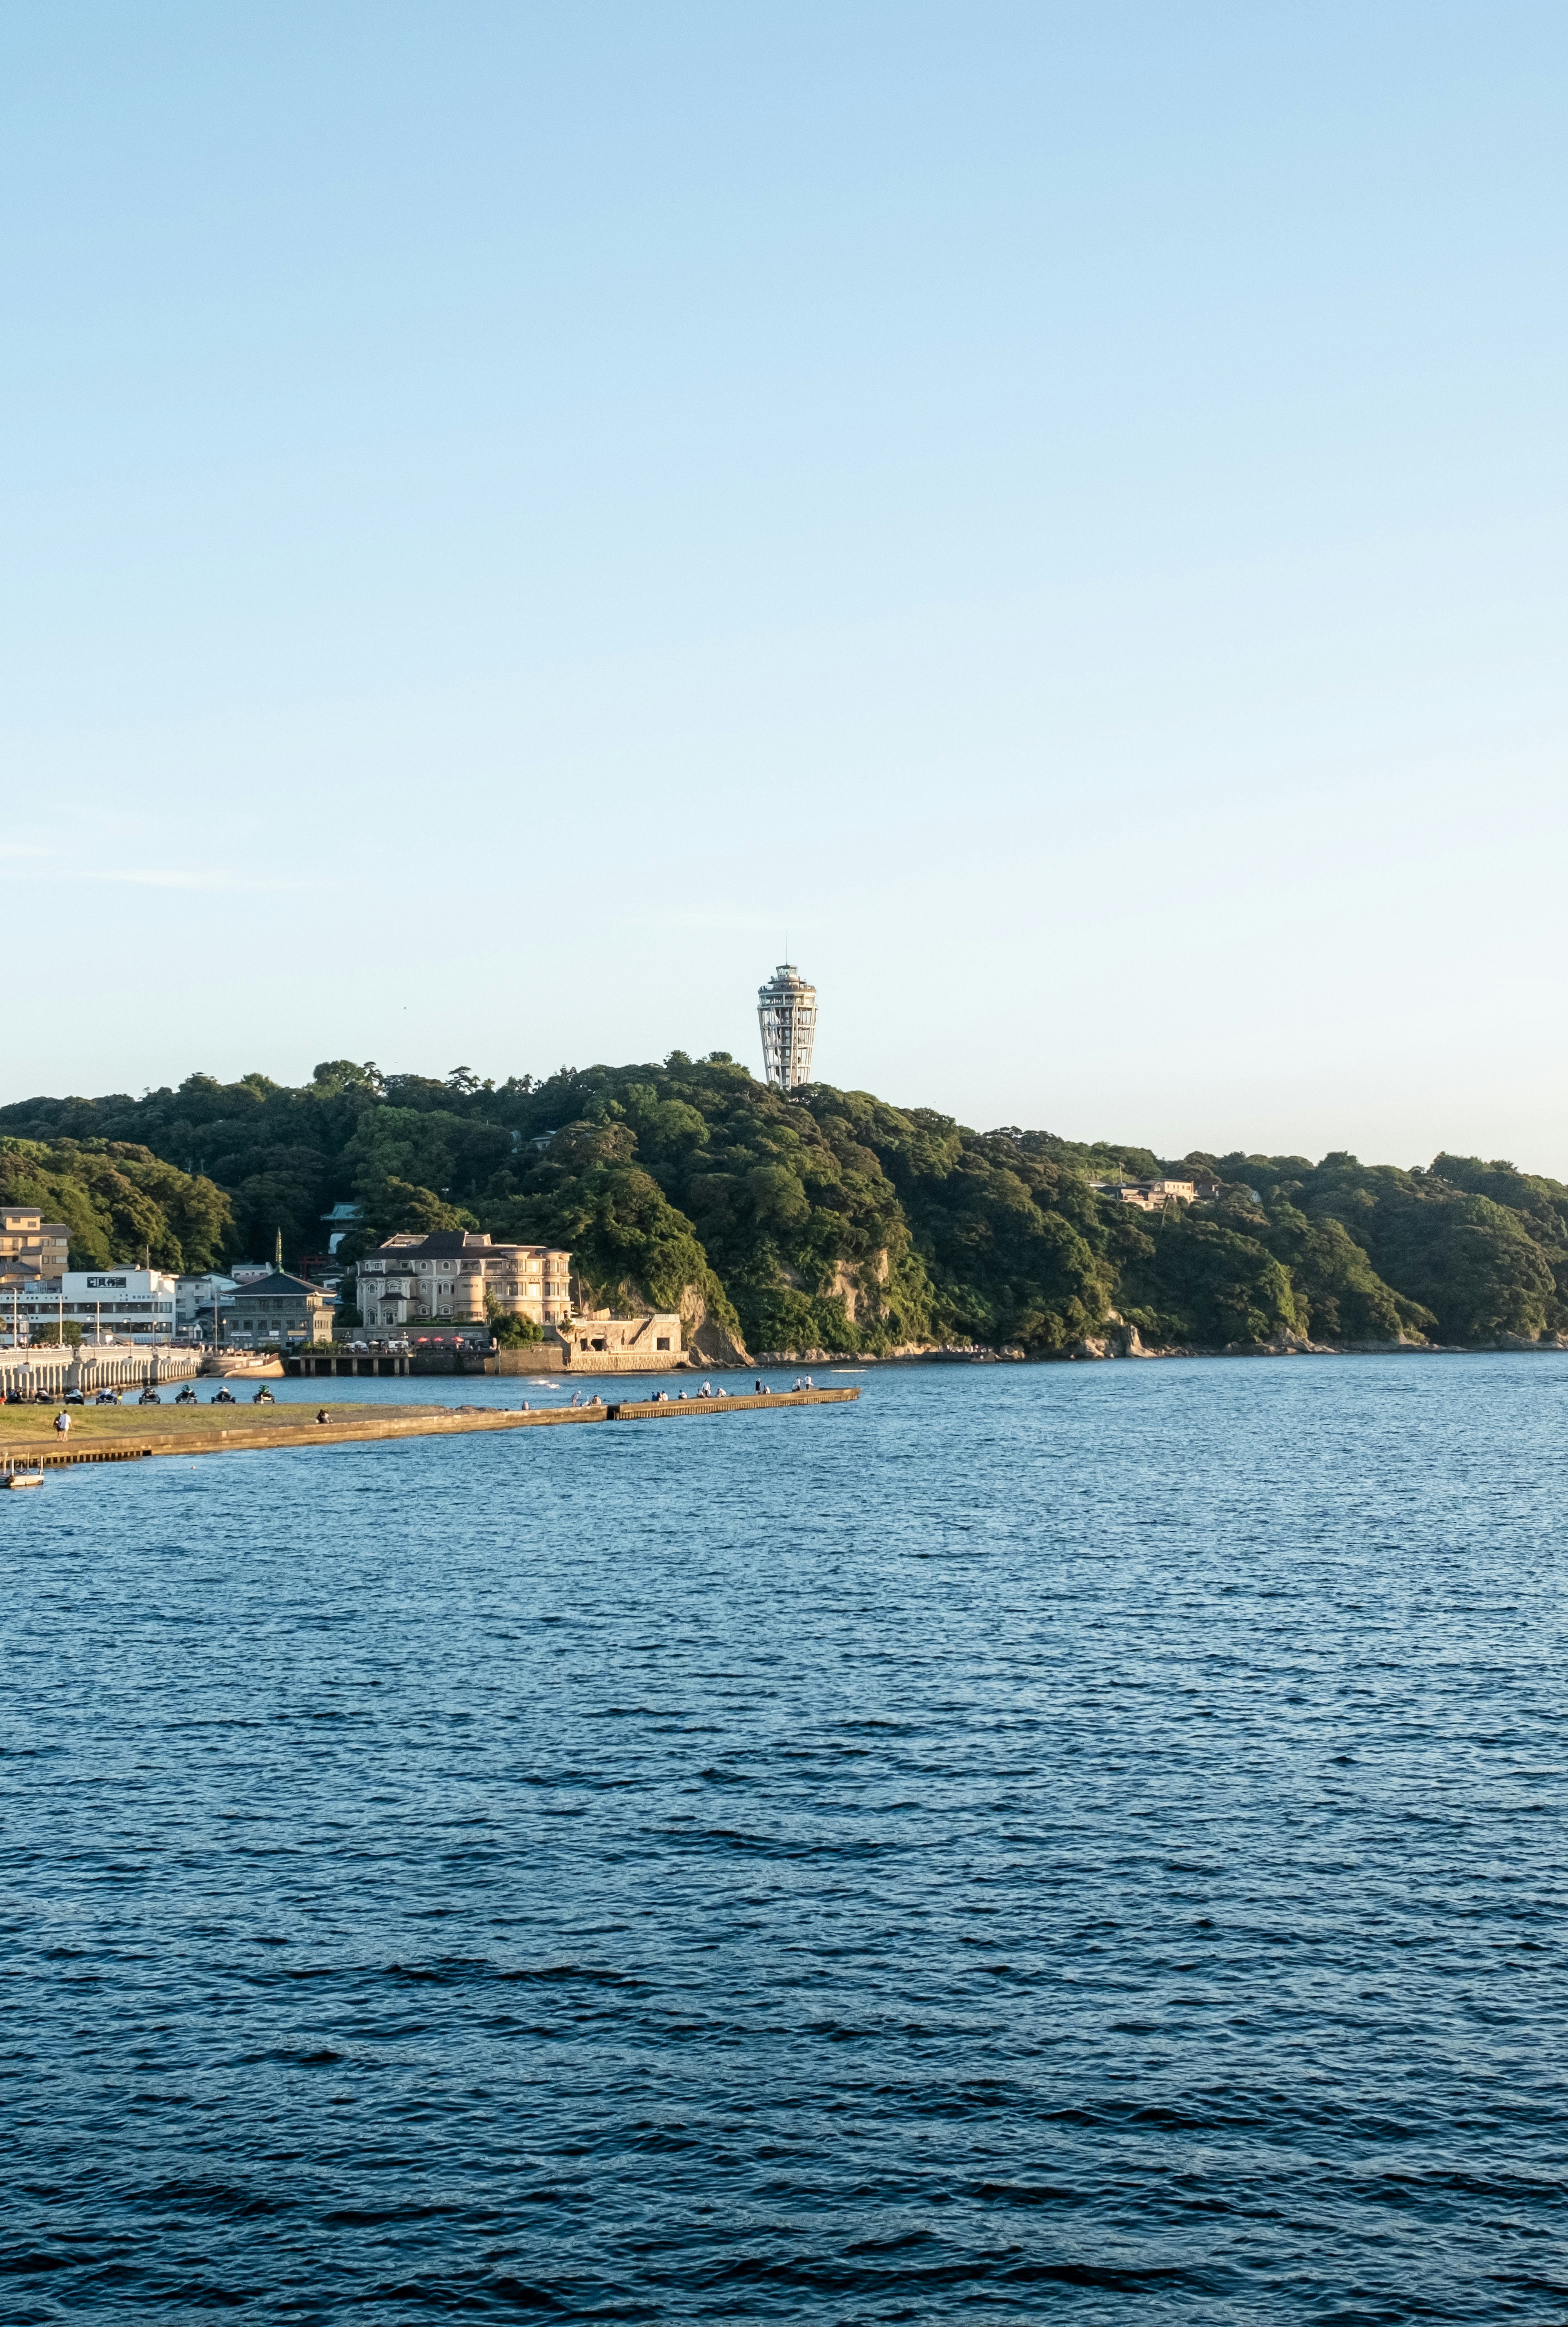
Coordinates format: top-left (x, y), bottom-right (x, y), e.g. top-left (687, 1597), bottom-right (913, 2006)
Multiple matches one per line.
top-left (0, 1387), bottom-right (858, 1471)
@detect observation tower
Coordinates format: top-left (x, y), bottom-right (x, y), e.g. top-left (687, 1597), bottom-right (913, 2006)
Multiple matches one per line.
top-left (757, 963), bottom-right (817, 1093)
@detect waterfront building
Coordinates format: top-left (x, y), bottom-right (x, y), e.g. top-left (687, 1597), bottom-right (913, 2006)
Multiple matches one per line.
top-left (757, 962), bottom-right (817, 1093)
top-left (0, 1206), bottom-right (70, 1274)
top-left (1089, 1178), bottom-right (1198, 1212)
top-left (567, 1310), bottom-right (682, 1361)
top-left (356, 1230), bottom-right (572, 1334)
top-left (4, 1268), bottom-right (178, 1343)
top-left (226, 1271), bottom-right (337, 1346)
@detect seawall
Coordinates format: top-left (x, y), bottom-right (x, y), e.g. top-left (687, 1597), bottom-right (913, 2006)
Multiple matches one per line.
top-left (0, 1345), bottom-right (201, 1400)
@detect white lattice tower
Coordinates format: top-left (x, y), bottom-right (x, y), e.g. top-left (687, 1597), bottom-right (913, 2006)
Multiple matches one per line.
top-left (757, 963), bottom-right (817, 1092)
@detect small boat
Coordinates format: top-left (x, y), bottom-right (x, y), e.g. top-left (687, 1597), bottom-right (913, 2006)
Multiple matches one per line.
top-left (1, 1470), bottom-right (45, 1490)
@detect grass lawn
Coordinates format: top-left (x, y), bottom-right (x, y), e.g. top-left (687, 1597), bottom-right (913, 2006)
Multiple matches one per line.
top-left (0, 1401), bottom-right (408, 1445)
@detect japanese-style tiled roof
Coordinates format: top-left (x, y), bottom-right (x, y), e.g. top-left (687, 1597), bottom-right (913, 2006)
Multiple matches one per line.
top-left (228, 1272), bottom-right (335, 1301)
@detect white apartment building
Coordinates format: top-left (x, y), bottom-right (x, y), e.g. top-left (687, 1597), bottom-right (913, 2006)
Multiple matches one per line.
top-left (355, 1230), bottom-right (572, 1333)
top-left (2, 1268), bottom-right (178, 1344)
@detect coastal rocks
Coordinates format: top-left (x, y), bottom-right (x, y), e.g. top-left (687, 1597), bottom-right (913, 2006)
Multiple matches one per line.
top-left (1335, 1336), bottom-right (1436, 1354)
top-left (827, 1250), bottom-right (891, 1324)
top-left (677, 1283), bottom-right (751, 1368)
top-left (1223, 1329), bottom-right (1337, 1356)
top-left (1058, 1312), bottom-right (1160, 1361)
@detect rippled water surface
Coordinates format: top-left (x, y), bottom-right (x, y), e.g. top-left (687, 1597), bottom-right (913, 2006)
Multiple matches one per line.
top-left (2, 1355), bottom-right (1566, 2323)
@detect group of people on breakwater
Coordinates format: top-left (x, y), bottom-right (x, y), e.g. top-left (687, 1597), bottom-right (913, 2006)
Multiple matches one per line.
top-left (630, 1377), bottom-right (816, 1402)
top-left (510, 1377), bottom-right (819, 1412)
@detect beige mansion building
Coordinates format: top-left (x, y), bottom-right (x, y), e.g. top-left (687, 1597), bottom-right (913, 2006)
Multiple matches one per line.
top-left (356, 1229), bottom-right (572, 1333)
top-left (1, 1206), bottom-right (71, 1279)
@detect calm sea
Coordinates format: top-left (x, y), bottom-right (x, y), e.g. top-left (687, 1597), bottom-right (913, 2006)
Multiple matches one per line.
top-left (2, 1356), bottom-right (1565, 2323)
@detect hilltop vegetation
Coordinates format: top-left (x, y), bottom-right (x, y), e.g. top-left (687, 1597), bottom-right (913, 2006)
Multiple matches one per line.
top-left (4, 1058), bottom-right (1568, 1356)
top-left (0, 1137), bottom-right (228, 1274)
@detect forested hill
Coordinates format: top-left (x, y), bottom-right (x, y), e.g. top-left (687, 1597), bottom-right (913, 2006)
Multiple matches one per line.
top-left (4, 1057), bottom-right (1568, 1357)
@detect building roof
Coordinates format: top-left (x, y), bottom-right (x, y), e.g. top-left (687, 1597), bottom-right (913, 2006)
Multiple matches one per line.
top-left (361, 1230), bottom-right (566, 1263)
top-left (229, 1271), bottom-right (336, 1301)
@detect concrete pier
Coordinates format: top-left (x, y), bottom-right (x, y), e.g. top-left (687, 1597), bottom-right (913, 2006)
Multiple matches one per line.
top-left (0, 1384), bottom-right (860, 1468)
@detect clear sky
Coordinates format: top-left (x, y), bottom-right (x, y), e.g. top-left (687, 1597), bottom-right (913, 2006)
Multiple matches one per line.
top-left (4, 4), bottom-right (1565, 1169)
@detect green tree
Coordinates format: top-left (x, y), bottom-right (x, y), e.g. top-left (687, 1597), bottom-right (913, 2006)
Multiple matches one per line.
top-left (1120, 1209), bottom-right (1305, 1347)
top-left (488, 1307), bottom-right (544, 1347)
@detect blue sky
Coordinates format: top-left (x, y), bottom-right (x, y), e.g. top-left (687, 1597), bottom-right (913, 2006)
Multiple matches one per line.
top-left (4, 4), bottom-right (1565, 1167)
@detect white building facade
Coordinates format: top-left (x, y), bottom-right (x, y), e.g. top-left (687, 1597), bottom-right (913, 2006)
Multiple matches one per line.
top-left (2, 1268), bottom-right (179, 1344)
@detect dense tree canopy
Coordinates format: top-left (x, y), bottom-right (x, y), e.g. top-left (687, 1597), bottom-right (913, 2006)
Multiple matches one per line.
top-left (4, 1064), bottom-right (1567, 1355)
top-left (0, 1138), bottom-right (229, 1274)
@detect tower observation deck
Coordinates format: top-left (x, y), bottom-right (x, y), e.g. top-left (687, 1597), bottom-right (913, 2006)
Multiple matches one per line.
top-left (757, 963), bottom-right (817, 1093)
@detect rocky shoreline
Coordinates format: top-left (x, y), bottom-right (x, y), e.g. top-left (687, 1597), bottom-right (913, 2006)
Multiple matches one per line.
top-left (752, 1323), bottom-right (1568, 1366)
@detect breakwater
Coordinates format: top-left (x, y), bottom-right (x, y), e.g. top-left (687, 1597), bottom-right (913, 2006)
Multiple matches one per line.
top-left (0, 1387), bottom-right (859, 1467)
top-left (606, 1388), bottom-right (857, 1419)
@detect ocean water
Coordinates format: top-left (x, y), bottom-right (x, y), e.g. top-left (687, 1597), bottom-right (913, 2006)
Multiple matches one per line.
top-left (2, 1354), bottom-right (1566, 2324)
